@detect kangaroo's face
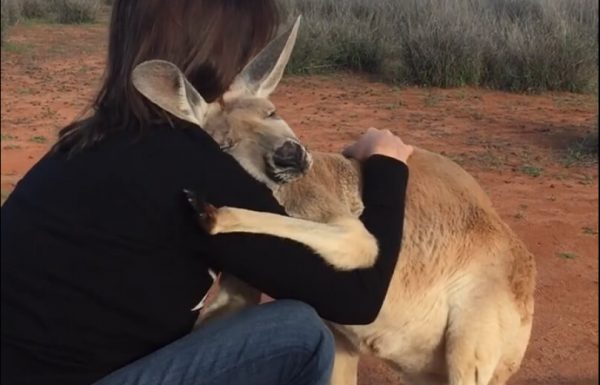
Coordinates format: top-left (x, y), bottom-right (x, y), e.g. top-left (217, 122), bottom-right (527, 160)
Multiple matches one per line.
top-left (203, 96), bottom-right (311, 187)
top-left (132, 17), bottom-right (310, 190)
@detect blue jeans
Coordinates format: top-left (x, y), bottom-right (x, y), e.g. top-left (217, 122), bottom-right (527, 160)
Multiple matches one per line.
top-left (93, 300), bottom-right (335, 385)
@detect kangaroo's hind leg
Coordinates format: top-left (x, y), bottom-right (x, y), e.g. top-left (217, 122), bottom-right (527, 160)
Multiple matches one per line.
top-left (488, 316), bottom-right (533, 385)
top-left (445, 293), bottom-right (504, 385)
top-left (328, 327), bottom-right (359, 385)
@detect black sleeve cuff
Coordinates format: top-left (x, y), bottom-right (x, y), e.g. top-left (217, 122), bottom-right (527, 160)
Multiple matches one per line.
top-left (361, 154), bottom-right (409, 207)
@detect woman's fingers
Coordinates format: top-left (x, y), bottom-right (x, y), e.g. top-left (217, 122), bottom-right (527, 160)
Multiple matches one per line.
top-left (343, 127), bottom-right (412, 164)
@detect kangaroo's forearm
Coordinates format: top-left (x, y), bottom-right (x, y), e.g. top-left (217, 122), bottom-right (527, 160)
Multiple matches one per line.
top-left (211, 207), bottom-right (378, 270)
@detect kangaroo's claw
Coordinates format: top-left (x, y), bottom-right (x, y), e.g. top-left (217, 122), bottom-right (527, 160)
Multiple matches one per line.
top-left (183, 189), bottom-right (217, 234)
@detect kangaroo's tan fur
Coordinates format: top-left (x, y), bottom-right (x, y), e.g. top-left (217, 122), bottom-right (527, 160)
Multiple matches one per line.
top-left (131, 16), bottom-right (536, 385)
top-left (208, 149), bottom-right (536, 385)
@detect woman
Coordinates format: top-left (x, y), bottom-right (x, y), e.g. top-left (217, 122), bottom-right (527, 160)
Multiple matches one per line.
top-left (0, 1), bottom-right (413, 385)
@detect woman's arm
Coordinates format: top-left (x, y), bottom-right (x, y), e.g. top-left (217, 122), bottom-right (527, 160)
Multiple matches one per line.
top-left (192, 130), bottom-right (414, 272)
top-left (196, 150), bottom-right (408, 325)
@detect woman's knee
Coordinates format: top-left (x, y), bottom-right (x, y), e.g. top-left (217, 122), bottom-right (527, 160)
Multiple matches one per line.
top-left (260, 300), bottom-right (334, 355)
top-left (266, 299), bottom-right (332, 332)
top-left (262, 300), bottom-right (335, 383)
top-left (266, 299), bottom-right (322, 325)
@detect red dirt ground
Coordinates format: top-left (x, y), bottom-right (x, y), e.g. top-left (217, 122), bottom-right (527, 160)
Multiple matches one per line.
top-left (1, 23), bottom-right (598, 385)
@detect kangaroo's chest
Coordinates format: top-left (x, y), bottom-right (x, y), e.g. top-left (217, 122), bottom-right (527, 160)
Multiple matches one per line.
top-left (274, 153), bottom-right (363, 222)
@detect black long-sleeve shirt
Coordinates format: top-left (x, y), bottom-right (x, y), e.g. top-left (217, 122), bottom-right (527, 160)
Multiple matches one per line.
top-left (1, 123), bottom-right (409, 385)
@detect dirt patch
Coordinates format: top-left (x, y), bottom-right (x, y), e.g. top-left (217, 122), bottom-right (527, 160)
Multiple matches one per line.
top-left (2, 23), bottom-right (598, 385)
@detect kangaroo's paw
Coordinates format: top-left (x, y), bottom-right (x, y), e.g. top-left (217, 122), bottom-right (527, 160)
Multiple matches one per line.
top-left (183, 189), bottom-right (218, 234)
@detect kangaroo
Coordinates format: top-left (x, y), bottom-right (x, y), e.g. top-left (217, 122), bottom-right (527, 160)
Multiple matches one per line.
top-left (132, 16), bottom-right (536, 385)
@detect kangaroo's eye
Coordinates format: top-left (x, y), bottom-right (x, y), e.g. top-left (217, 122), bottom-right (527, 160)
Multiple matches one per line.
top-left (266, 110), bottom-right (278, 119)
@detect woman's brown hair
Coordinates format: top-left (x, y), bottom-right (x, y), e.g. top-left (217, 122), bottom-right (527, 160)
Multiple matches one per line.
top-left (54, 0), bottom-right (280, 154)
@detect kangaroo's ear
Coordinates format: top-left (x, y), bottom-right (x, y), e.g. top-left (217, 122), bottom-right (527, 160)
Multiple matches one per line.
top-left (132, 60), bottom-right (209, 126)
top-left (226, 15), bottom-right (301, 99)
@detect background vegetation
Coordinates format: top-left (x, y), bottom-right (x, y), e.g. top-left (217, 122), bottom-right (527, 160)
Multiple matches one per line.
top-left (2, 0), bottom-right (100, 43)
top-left (281, 0), bottom-right (598, 93)
top-left (2, 0), bottom-right (598, 94)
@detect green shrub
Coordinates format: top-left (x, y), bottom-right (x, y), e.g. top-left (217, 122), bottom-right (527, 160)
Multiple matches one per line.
top-left (2, 0), bottom-right (99, 37)
top-left (283, 0), bottom-right (391, 75)
top-left (1, 0), bottom-right (23, 45)
top-left (395, 0), bottom-right (485, 87)
top-left (1, 1), bottom-right (7, 44)
top-left (481, 0), bottom-right (598, 92)
top-left (49, 0), bottom-right (99, 24)
top-left (2, 0), bottom-right (22, 25)
top-left (21, 0), bottom-right (47, 19)
top-left (281, 0), bottom-right (599, 93)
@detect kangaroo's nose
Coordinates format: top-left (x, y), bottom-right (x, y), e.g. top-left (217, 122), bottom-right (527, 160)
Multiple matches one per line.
top-left (272, 141), bottom-right (307, 170)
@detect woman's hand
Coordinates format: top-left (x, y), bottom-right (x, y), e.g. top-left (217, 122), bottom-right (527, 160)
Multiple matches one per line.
top-left (342, 127), bottom-right (414, 164)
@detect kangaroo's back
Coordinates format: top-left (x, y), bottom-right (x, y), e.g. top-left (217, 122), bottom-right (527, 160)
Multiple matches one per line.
top-left (397, 149), bottom-right (535, 315)
top-left (397, 148), bottom-right (507, 279)
top-left (278, 149), bottom-right (534, 311)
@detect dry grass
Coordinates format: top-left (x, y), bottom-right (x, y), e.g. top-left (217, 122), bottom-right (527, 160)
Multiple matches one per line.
top-left (3, 0), bottom-right (598, 93)
top-left (1, 0), bottom-right (99, 42)
top-left (282, 0), bottom-right (599, 93)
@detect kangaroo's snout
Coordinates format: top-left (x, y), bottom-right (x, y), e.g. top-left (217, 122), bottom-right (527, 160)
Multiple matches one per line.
top-left (273, 141), bottom-right (309, 171)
